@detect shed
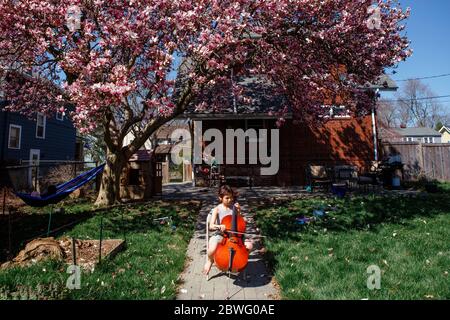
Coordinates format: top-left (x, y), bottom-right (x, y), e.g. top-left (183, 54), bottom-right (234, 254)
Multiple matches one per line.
top-left (120, 150), bottom-right (161, 200)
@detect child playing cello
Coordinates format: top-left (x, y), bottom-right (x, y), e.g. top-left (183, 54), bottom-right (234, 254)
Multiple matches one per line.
top-left (203, 185), bottom-right (253, 276)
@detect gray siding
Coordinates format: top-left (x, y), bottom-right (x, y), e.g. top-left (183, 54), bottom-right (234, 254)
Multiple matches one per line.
top-left (0, 106), bottom-right (76, 164)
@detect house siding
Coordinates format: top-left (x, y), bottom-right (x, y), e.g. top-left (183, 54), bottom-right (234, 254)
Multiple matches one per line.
top-left (199, 115), bottom-right (375, 186)
top-left (440, 131), bottom-right (450, 143)
top-left (0, 107), bottom-right (76, 164)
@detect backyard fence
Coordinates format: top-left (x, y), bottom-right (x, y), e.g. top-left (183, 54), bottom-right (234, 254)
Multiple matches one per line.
top-left (381, 142), bottom-right (450, 182)
top-left (0, 161), bottom-right (99, 193)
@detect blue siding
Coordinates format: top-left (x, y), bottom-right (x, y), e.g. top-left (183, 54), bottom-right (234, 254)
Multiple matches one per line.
top-left (0, 104), bottom-right (76, 163)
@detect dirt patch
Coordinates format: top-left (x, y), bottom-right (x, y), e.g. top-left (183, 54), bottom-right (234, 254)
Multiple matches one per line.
top-left (1, 237), bottom-right (125, 272)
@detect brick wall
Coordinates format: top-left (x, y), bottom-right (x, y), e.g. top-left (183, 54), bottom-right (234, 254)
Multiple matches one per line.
top-left (199, 116), bottom-right (375, 186)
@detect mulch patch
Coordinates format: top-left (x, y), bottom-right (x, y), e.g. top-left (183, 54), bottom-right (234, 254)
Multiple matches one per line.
top-left (1, 237), bottom-right (125, 272)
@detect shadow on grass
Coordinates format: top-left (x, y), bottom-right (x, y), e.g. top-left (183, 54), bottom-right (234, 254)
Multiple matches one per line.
top-left (0, 199), bottom-right (202, 264)
top-left (252, 193), bottom-right (450, 242)
top-left (97, 201), bottom-right (201, 238)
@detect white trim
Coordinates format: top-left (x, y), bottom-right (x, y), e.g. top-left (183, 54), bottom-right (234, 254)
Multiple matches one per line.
top-left (8, 124), bottom-right (22, 149)
top-left (56, 111), bottom-right (64, 121)
top-left (36, 113), bottom-right (46, 139)
top-left (439, 126), bottom-right (450, 134)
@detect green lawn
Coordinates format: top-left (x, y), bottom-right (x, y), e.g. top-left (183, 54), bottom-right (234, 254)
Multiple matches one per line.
top-left (253, 193), bottom-right (450, 300)
top-left (0, 200), bottom-right (201, 300)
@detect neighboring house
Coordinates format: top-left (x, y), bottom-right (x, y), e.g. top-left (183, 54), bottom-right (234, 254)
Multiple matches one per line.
top-left (439, 125), bottom-right (450, 143)
top-left (391, 127), bottom-right (442, 144)
top-left (123, 121), bottom-right (192, 185)
top-left (0, 102), bottom-right (77, 166)
top-left (0, 67), bottom-right (77, 167)
top-left (178, 73), bottom-right (397, 187)
top-left (124, 120), bottom-right (191, 162)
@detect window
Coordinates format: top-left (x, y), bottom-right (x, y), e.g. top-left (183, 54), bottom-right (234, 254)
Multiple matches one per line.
top-left (321, 105), bottom-right (351, 119)
top-left (56, 111), bottom-right (64, 121)
top-left (36, 113), bottom-right (46, 139)
top-left (331, 106), bottom-right (350, 118)
top-left (8, 124), bottom-right (21, 149)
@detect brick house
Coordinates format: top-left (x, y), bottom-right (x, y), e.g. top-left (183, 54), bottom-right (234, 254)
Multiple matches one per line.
top-left (181, 74), bottom-right (397, 186)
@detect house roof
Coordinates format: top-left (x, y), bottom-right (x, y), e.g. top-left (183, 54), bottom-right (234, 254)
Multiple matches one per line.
top-left (174, 55), bottom-right (397, 119)
top-left (438, 125), bottom-right (450, 134)
top-left (180, 76), bottom-right (288, 120)
top-left (155, 122), bottom-right (190, 139)
top-left (393, 127), bottom-right (441, 137)
top-left (360, 74), bottom-right (398, 91)
top-left (176, 70), bottom-right (397, 119)
top-left (154, 144), bottom-right (173, 154)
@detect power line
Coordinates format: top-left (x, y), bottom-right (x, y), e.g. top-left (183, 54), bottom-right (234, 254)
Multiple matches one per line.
top-left (381, 94), bottom-right (450, 102)
top-left (394, 73), bottom-right (450, 82)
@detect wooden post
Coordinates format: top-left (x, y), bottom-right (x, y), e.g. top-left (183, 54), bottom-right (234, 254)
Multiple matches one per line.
top-left (47, 208), bottom-right (53, 237)
top-left (8, 204), bottom-right (12, 258)
top-left (99, 215), bottom-right (103, 263)
top-left (72, 237), bottom-right (77, 266)
top-left (6, 189), bottom-right (12, 258)
top-left (2, 187), bottom-right (5, 216)
top-left (34, 165), bottom-right (38, 192)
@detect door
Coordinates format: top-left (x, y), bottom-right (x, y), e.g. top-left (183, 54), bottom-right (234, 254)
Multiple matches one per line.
top-left (29, 149), bottom-right (40, 190)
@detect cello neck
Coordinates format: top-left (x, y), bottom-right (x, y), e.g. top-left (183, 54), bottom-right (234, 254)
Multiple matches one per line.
top-left (231, 200), bottom-right (237, 233)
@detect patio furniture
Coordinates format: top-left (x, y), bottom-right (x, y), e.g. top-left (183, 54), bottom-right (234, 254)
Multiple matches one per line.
top-left (331, 183), bottom-right (347, 198)
top-left (306, 164), bottom-right (333, 191)
top-left (357, 161), bottom-right (383, 192)
top-left (209, 165), bottom-right (225, 187)
top-left (333, 165), bottom-right (358, 189)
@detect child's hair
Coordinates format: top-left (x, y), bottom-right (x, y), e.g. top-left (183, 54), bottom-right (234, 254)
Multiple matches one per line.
top-left (218, 184), bottom-right (238, 200)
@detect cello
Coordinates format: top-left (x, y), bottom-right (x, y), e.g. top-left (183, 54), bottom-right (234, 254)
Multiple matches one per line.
top-left (214, 201), bottom-right (249, 273)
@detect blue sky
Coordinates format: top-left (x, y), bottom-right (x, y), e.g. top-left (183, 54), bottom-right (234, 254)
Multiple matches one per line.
top-left (381, 0), bottom-right (450, 108)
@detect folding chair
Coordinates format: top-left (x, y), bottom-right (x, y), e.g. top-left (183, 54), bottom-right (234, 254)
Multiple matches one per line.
top-left (306, 164), bottom-right (332, 191)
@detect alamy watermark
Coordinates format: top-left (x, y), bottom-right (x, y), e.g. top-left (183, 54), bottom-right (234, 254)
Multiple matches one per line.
top-left (66, 265), bottom-right (81, 290)
top-left (65, 5), bottom-right (82, 32)
top-left (170, 121), bottom-right (280, 176)
top-left (366, 265), bottom-right (381, 290)
top-left (367, 5), bottom-right (382, 30)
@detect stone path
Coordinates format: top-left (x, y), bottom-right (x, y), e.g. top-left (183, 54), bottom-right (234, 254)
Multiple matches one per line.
top-left (166, 184), bottom-right (279, 300)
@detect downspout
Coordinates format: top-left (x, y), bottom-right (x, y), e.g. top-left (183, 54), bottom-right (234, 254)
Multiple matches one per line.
top-left (371, 89), bottom-right (379, 161)
top-left (231, 69), bottom-right (237, 114)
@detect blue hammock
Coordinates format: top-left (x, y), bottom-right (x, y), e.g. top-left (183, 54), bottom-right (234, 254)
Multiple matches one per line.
top-left (15, 164), bottom-right (105, 207)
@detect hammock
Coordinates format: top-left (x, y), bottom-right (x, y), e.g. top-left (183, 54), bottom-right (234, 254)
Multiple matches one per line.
top-left (15, 164), bottom-right (105, 207)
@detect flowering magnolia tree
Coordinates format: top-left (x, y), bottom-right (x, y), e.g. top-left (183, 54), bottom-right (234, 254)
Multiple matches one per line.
top-left (0, 0), bottom-right (411, 205)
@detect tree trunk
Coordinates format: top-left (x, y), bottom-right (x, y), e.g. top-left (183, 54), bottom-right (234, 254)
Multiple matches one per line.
top-left (95, 149), bottom-right (125, 206)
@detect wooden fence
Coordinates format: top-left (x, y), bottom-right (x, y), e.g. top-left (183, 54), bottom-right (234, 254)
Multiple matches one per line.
top-left (381, 142), bottom-right (450, 181)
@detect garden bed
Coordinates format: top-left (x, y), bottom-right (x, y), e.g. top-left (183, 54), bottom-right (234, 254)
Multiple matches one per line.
top-left (0, 199), bottom-right (202, 299)
top-left (1, 237), bottom-right (125, 272)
